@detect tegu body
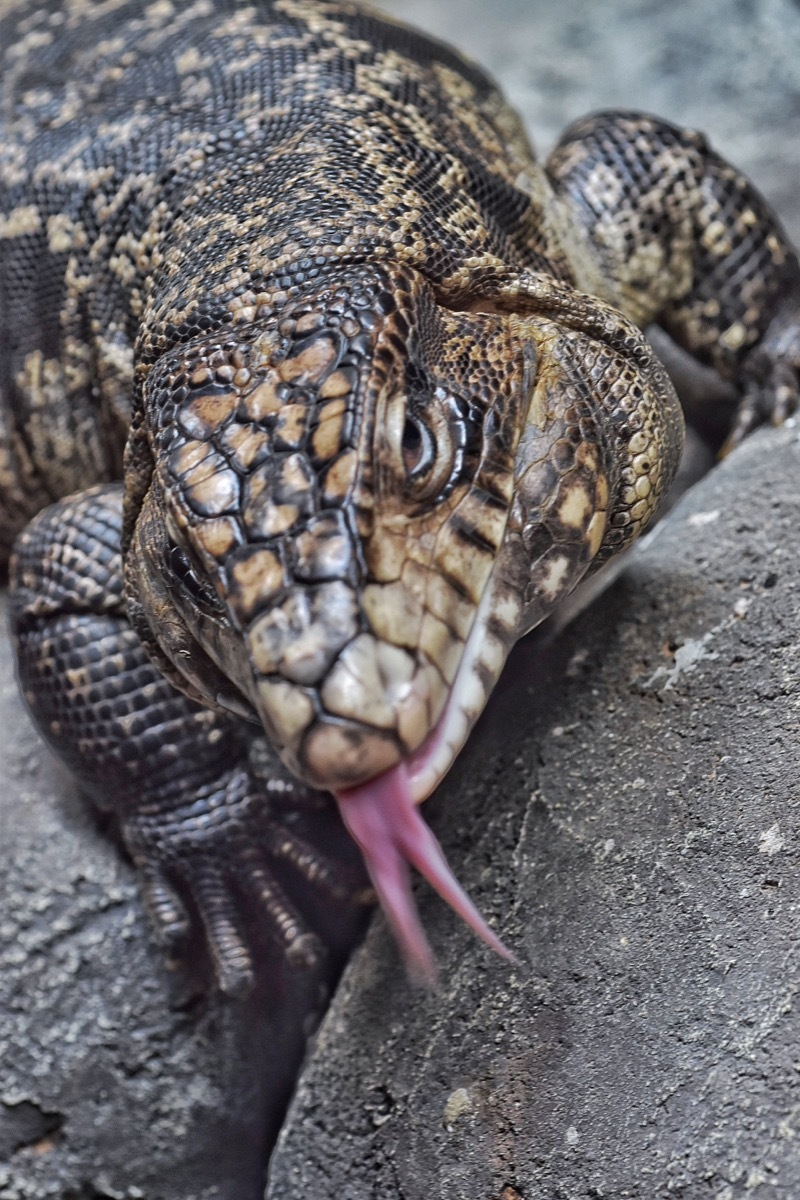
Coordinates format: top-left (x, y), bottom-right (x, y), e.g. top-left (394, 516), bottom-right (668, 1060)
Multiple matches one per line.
top-left (3, 0), bottom-right (799, 986)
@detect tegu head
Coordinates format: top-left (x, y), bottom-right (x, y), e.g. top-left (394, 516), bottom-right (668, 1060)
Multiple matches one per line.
top-left (125, 262), bottom-right (682, 980)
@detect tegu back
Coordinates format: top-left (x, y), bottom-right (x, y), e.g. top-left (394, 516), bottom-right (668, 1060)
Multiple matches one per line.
top-left (0, 0), bottom-right (577, 556)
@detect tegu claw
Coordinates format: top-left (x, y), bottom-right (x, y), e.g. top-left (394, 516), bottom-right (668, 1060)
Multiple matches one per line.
top-left (721, 300), bottom-right (800, 456)
top-left (139, 867), bottom-right (193, 954)
top-left (190, 866), bottom-right (258, 997)
top-left (138, 842), bottom-right (328, 996)
top-left (721, 358), bottom-right (800, 457)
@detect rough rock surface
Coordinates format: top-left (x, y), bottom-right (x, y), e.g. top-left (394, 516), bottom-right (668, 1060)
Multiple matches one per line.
top-left (0, 589), bottom-right (366, 1200)
top-left (267, 422), bottom-right (800, 1198)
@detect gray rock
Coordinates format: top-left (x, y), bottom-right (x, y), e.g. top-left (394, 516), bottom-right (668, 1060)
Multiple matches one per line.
top-left (0, 592), bottom-right (363, 1200)
top-left (267, 422), bottom-right (800, 1198)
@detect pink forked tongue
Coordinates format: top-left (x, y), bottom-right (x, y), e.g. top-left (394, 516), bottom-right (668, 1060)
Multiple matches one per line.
top-left (336, 761), bottom-right (514, 986)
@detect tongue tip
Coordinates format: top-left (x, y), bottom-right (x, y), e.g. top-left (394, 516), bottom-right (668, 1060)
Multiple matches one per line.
top-left (480, 927), bottom-right (518, 964)
top-left (406, 945), bottom-right (440, 991)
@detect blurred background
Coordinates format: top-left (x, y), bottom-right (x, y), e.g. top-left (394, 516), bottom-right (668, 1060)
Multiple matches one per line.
top-left (378, 0), bottom-right (800, 243)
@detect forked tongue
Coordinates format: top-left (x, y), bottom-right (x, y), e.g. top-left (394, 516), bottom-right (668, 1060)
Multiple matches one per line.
top-left (336, 761), bottom-right (514, 986)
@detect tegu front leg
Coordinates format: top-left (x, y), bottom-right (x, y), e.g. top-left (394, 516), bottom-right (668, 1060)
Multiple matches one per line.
top-left (9, 485), bottom-right (367, 996)
top-left (546, 109), bottom-right (800, 445)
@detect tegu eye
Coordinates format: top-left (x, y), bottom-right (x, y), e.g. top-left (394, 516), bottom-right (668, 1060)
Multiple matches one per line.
top-left (401, 415), bottom-right (435, 479)
top-left (390, 387), bottom-right (475, 506)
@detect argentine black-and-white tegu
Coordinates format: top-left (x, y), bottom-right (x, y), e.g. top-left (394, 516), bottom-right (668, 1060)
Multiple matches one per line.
top-left (3, 0), bottom-right (799, 991)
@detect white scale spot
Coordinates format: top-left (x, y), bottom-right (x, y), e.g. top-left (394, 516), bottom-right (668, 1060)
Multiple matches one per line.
top-left (686, 509), bottom-right (720, 527)
top-left (758, 823), bottom-right (785, 857)
top-left (541, 553), bottom-right (571, 599)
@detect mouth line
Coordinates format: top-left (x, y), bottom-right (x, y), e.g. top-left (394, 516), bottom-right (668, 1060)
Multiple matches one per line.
top-left (334, 568), bottom-right (515, 982)
top-left (406, 565), bottom-right (504, 804)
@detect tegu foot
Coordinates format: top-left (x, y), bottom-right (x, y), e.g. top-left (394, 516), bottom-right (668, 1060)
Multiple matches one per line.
top-left (10, 484), bottom-right (368, 996)
top-left (122, 754), bottom-right (368, 996)
top-left (721, 297), bottom-right (800, 453)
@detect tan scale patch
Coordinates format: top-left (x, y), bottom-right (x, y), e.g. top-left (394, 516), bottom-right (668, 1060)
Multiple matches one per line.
top-left (321, 633), bottom-right (414, 729)
top-left (184, 467), bottom-right (239, 515)
top-left (180, 391), bottom-right (238, 438)
top-left (492, 591), bottom-right (523, 636)
top-left (311, 403), bottom-right (348, 461)
top-left (171, 441), bottom-right (239, 514)
top-left (364, 526), bottom-right (409, 584)
top-left (319, 369), bottom-right (353, 399)
top-left (451, 488), bottom-right (507, 553)
top-left (194, 516), bottom-right (240, 561)
top-left (247, 581), bottom-right (358, 686)
top-left (244, 497), bottom-right (299, 539)
top-left (277, 336), bottom-right (339, 385)
top-left (301, 720), bottom-right (399, 789)
top-left (272, 403), bottom-right (310, 450)
top-left (423, 571), bottom-right (475, 642)
top-left (229, 547), bottom-right (287, 619)
top-left (419, 611), bottom-right (463, 687)
top-left (0, 204), bottom-right (41, 237)
top-left (396, 663), bottom-right (441, 751)
top-left (219, 425), bottom-right (269, 471)
top-left (321, 447), bottom-right (358, 504)
top-left (241, 375), bottom-right (284, 421)
top-left (362, 579), bottom-right (422, 650)
top-left (257, 678), bottom-right (314, 747)
top-left (432, 518), bottom-right (495, 602)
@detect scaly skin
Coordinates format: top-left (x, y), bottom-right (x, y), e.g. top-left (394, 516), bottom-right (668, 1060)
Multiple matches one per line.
top-left (3, 0), bottom-right (799, 988)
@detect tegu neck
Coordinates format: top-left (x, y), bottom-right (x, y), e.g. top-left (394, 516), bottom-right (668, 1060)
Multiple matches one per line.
top-left (132, 100), bottom-right (558, 368)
